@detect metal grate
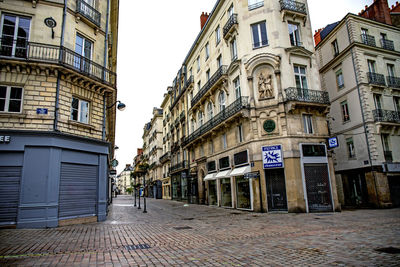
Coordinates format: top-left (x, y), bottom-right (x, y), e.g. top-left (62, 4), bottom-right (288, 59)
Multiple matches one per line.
top-left (304, 164), bottom-right (333, 212)
top-left (125, 244), bottom-right (151, 251)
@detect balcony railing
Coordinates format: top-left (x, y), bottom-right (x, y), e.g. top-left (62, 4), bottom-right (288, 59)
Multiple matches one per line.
top-left (160, 152), bottom-right (171, 164)
top-left (284, 88), bottom-right (330, 104)
top-left (183, 97), bottom-right (249, 146)
top-left (0, 40), bottom-right (116, 88)
top-left (248, 1), bottom-right (264, 10)
top-left (76, 0), bottom-right (101, 27)
top-left (170, 161), bottom-right (188, 173)
top-left (184, 75), bottom-right (194, 91)
top-left (223, 14), bottom-right (238, 38)
top-left (380, 39), bottom-right (395, 51)
top-left (368, 72), bottom-right (386, 86)
top-left (180, 111), bottom-right (185, 122)
top-left (373, 109), bottom-right (400, 123)
top-left (361, 34), bottom-right (376, 47)
top-left (191, 65), bottom-right (227, 108)
top-left (384, 151), bottom-right (393, 162)
top-left (279, 0), bottom-right (307, 14)
top-left (387, 76), bottom-right (400, 89)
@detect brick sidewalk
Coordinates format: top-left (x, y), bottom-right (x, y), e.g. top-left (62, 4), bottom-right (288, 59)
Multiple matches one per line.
top-left (1, 195), bottom-right (399, 266)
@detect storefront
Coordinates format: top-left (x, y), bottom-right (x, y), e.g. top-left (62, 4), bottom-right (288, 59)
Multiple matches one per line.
top-left (171, 174), bottom-right (181, 201)
top-left (162, 178), bottom-right (171, 200)
top-left (216, 170), bottom-right (232, 208)
top-left (230, 165), bottom-right (252, 210)
top-left (204, 173), bottom-right (217, 205)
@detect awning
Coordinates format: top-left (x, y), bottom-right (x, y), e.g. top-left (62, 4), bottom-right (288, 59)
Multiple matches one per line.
top-left (204, 173), bottom-right (217, 181)
top-left (229, 165), bottom-right (251, 177)
top-left (215, 170), bottom-right (232, 179)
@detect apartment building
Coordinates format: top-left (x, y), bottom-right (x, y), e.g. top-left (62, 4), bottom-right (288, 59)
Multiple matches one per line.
top-left (160, 93), bottom-right (172, 199)
top-left (0, 0), bottom-right (119, 228)
top-left (315, 0), bottom-right (400, 208)
top-left (117, 164), bottom-right (132, 194)
top-left (152, 0), bottom-right (340, 213)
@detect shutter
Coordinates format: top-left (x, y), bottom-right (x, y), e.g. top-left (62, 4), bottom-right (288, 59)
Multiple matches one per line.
top-left (59, 163), bottom-right (98, 219)
top-left (0, 167), bottom-right (21, 225)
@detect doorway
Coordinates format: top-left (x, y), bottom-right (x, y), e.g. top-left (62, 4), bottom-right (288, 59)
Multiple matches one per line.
top-left (265, 168), bottom-right (288, 211)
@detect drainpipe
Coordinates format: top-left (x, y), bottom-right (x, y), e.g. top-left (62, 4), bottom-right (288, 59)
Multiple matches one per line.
top-left (102, 94), bottom-right (106, 140)
top-left (102, 0), bottom-right (111, 141)
top-left (346, 20), bottom-right (380, 206)
top-left (54, 0), bottom-right (67, 131)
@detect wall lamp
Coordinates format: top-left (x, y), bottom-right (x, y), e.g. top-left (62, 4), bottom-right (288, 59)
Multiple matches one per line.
top-left (107, 100), bottom-right (126, 111)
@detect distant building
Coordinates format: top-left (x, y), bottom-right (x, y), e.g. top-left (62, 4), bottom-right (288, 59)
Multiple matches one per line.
top-left (315, 0), bottom-right (400, 208)
top-left (117, 165), bottom-right (132, 194)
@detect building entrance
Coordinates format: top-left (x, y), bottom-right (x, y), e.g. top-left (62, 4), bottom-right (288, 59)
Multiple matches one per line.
top-left (304, 164), bottom-right (333, 212)
top-left (265, 168), bottom-right (287, 211)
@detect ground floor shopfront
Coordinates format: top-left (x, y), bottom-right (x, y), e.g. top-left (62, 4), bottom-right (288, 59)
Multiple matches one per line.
top-left (171, 171), bottom-right (199, 204)
top-left (0, 131), bottom-right (109, 228)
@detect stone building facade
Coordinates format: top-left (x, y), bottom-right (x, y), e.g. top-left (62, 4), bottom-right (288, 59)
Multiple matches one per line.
top-left (160, 93), bottom-right (172, 200)
top-left (315, 0), bottom-right (400, 208)
top-left (0, 0), bottom-right (119, 228)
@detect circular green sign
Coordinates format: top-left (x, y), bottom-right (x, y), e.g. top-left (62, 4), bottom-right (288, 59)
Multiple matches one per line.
top-left (263, 120), bottom-right (276, 133)
top-left (111, 159), bottom-right (119, 167)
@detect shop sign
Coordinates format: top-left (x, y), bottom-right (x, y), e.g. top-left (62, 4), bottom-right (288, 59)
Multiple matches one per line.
top-left (328, 137), bottom-right (339, 149)
top-left (0, 136), bottom-right (11, 143)
top-left (262, 145), bottom-right (283, 169)
top-left (244, 171), bottom-right (260, 179)
top-left (111, 159), bottom-right (119, 167)
top-left (109, 169), bottom-right (117, 175)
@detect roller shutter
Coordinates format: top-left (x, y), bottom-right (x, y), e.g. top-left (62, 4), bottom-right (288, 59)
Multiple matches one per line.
top-left (0, 167), bottom-right (21, 225)
top-left (59, 163), bottom-right (98, 219)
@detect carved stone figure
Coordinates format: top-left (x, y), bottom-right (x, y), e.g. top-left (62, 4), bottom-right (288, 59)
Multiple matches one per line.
top-left (258, 73), bottom-right (274, 99)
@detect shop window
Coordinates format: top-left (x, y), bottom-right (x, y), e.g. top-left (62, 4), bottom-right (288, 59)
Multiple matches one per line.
top-left (208, 180), bottom-right (218, 205)
top-left (236, 176), bottom-right (251, 209)
top-left (220, 178), bottom-right (232, 207)
top-left (219, 156), bottom-right (230, 170)
top-left (0, 85), bottom-right (23, 113)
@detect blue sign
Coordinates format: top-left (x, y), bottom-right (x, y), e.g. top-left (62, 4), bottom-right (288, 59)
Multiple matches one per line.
top-left (328, 137), bottom-right (339, 149)
top-left (262, 145), bottom-right (284, 169)
top-left (36, 108), bottom-right (48, 115)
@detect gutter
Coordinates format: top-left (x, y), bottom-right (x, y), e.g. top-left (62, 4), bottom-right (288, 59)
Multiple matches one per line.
top-left (102, 0), bottom-right (111, 141)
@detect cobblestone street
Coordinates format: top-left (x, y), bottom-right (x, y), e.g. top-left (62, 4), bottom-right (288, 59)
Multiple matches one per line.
top-left (0, 195), bottom-right (399, 266)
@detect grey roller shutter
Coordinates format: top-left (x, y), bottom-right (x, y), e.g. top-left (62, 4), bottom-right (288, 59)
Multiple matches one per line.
top-left (59, 163), bottom-right (98, 219)
top-left (0, 167), bottom-right (21, 225)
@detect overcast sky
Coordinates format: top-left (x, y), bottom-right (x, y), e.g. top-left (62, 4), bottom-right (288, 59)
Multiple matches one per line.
top-left (114, 0), bottom-right (397, 172)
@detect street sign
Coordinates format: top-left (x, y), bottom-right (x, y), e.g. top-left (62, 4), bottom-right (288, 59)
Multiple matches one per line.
top-left (36, 108), bottom-right (48, 115)
top-left (262, 145), bottom-right (284, 169)
top-left (328, 137), bottom-right (339, 149)
top-left (244, 171), bottom-right (260, 179)
top-left (110, 170), bottom-right (117, 175)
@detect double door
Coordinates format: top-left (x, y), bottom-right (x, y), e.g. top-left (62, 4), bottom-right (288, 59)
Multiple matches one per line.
top-left (265, 169), bottom-right (288, 211)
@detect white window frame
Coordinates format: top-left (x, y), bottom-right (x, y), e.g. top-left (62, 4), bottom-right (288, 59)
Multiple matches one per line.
top-left (198, 111), bottom-right (204, 127)
top-left (71, 97), bottom-right (90, 124)
top-left (234, 76), bottom-right (241, 99)
top-left (207, 102), bottom-right (213, 120)
top-left (0, 14), bottom-right (31, 57)
top-left (374, 94), bottom-right (383, 110)
top-left (251, 21), bottom-right (268, 48)
top-left (215, 26), bottom-right (221, 45)
top-left (294, 65), bottom-right (308, 89)
top-left (218, 91), bottom-right (226, 112)
top-left (336, 69), bottom-right (344, 89)
top-left (0, 85), bottom-right (23, 113)
top-left (332, 39), bottom-right (339, 56)
top-left (230, 37), bottom-right (237, 61)
top-left (340, 100), bottom-right (350, 122)
top-left (302, 114), bottom-right (313, 134)
top-left (288, 23), bottom-right (301, 46)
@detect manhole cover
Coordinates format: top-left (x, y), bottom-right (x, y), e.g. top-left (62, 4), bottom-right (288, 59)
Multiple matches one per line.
top-left (375, 247), bottom-right (400, 254)
top-left (174, 226), bottom-right (193, 230)
top-left (125, 244), bottom-right (151, 251)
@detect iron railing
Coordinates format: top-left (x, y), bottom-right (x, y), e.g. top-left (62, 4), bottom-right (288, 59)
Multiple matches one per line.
top-left (184, 75), bottom-right (194, 90)
top-left (170, 161), bottom-right (188, 173)
top-left (387, 76), bottom-right (400, 88)
top-left (76, 0), bottom-right (101, 27)
top-left (367, 72), bottom-right (386, 86)
top-left (279, 0), bottom-right (307, 14)
top-left (361, 34), bottom-right (376, 47)
top-left (248, 1), bottom-right (264, 10)
top-left (384, 151), bottom-right (393, 162)
top-left (380, 39), bottom-right (394, 51)
top-left (160, 152), bottom-right (171, 164)
top-left (170, 76), bottom-right (193, 111)
top-left (183, 97), bottom-right (249, 146)
top-left (373, 109), bottom-right (400, 123)
top-left (284, 88), bottom-right (330, 104)
top-left (223, 14), bottom-right (238, 38)
top-left (0, 40), bottom-right (116, 88)
top-left (180, 111), bottom-right (185, 122)
top-left (191, 65), bottom-right (227, 107)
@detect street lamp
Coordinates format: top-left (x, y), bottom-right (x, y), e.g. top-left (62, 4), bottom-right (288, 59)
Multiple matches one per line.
top-left (107, 100), bottom-right (126, 111)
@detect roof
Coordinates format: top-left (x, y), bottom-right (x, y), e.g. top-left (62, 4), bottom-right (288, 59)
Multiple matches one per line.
top-left (320, 22), bottom-right (340, 42)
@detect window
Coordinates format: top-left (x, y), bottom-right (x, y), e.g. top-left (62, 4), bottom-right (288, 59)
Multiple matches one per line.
top-left (218, 91), bottom-right (226, 112)
top-left (222, 133), bottom-right (227, 149)
top-left (394, 97), bottom-right (400, 112)
top-left (215, 26), bottom-right (221, 45)
top-left (294, 65), bottom-right (308, 89)
top-left (217, 55), bottom-right (222, 68)
top-left (191, 119), bottom-right (195, 133)
top-left (198, 111), bottom-right (204, 127)
top-left (71, 97), bottom-right (89, 124)
top-left (230, 37), bottom-right (237, 61)
top-left (206, 69), bottom-right (210, 81)
top-left (288, 23), bottom-right (301, 46)
top-left (361, 28), bottom-right (369, 44)
top-left (234, 77), bottom-right (241, 99)
top-left (248, 0), bottom-right (264, 10)
top-left (387, 64), bottom-right (395, 77)
top-left (336, 69), bottom-right (344, 89)
top-left (346, 138), bottom-right (356, 159)
top-left (197, 81), bottom-right (201, 92)
top-left (374, 94), bottom-right (382, 110)
top-left (332, 39), bottom-right (339, 57)
top-left (238, 124), bottom-right (243, 143)
top-left (1, 14), bottom-right (31, 58)
top-left (0, 85), bottom-right (23, 113)
top-left (207, 102), bottom-right (213, 120)
top-left (200, 145), bottom-right (204, 157)
top-left (381, 134), bottom-right (392, 162)
top-left (228, 5), bottom-right (234, 17)
top-left (368, 60), bottom-right (376, 73)
top-left (197, 56), bottom-right (200, 72)
top-left (251, 21), bottom-right (268, 48)
top-left (205, 43), bottom-right (210, 60)
top-left (341, 100), bottom-right (350, 122)
top-left (302, 114), bottom-right (313, 134)
top-left (75, 34), bottom-right (93, 71)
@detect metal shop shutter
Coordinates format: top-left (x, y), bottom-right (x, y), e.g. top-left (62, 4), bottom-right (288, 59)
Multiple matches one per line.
top-left (59, 163), bottom-right (98, 219)
top-left (304, 164), bottom-right (333, 212)
top-left (0, 167), bottom-right (22, 225)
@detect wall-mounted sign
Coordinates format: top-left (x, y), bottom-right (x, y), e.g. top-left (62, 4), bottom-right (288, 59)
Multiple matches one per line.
top-left (36, 108), bottom-right (48, 115)
top-left (263, 120), bottom-right (276, 133)
top-left (111, 159), bottom-right (119, 167)
top-left (262, 145), bottom-right (283, 169)
top-left (109, 170), bottom-right (117, 175)
top-left (0, 136), bottom-right (11, 143)
top-left (244, 171), bottom-right (260, 179)
top-left (328, 137), bottom-right (339, 149)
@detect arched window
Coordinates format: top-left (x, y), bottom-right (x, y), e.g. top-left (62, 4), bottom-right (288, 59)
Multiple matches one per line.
top-left (218, 91), bottom-right (226, 112)
top-left (198, 111), bottom-right (204, 127)
top-left (207, 102), bottom-right (213, 120)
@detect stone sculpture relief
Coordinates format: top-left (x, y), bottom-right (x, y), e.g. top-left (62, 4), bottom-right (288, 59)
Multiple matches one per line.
top-left (258, 72), bottom-right (274, 99)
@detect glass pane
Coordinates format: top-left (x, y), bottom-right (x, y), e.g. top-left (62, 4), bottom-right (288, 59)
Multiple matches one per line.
top-left (236, 176), bottom-right (251, 209)
top-left (0, 99), bottom-right (5, 111)
top-left (71, 98), bottom-right (79, 109)
top-left (260, 22), bottom-right (268, 46)
top-left (301, 76), bottom-right (308, 89)
top-left (10, 87), bottom-right (22, 99)
top-left (71, 109), bottom-right (78, 121)
top-left (80, 100), bottom-right (89, 123)
top-left (300, 66), bottom-right (306, 75)
top-left (75, 35), bottom-right (83, 55)
top-left (220, 178), bottom-right (232, 207)
top-left (0, 86), bottom-right (6, 98)
top-left (208, 180), bottom-right (217, 205)
top-left (308, 116), bottom-right (313, 133)
top-left (84, 40), bottom-right (92, 59)
top-left (295, 75), bottom-right (301, 89)
top-left (8, 100), bottom-right (21, 112)
top-left (252, 24), bottom-right (259, 47)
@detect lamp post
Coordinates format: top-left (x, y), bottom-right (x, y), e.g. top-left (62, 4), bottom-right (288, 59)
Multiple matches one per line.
top-left (107, 100), bottom-right (126, 111)
top-left (143, 173), bottom-right (147, 213)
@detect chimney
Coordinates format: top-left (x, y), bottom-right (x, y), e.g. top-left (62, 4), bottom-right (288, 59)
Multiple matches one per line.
top-left (359, 0), bottom-right (392, 25)
top-left (200, 12), bottom-right (209, 30)
top-left (314, 28), bottom-right (323, 46)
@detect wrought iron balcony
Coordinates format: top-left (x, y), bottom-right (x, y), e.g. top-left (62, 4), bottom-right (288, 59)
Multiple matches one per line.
top-left (170, 161), bottom-right (188, 173)
top-left (279, 0), bottom-right (307, 14)
top-left (179, 111), bottom-right (185, 122)
top-left (160, 152), bottom-right (171, 164)
top-left (380, 39), bottom-right (394, 51)
top-left (183, 75), bottom-right (194, 91)
top-left (183, 97), bottom-right (249, 147)
top-left (248, 1), bottom-right (264, 10)
top-left (284, 88), bottom-right (330, 104)
top-left (361, 34), bottom-right (376, 47)
top-left (191, 65), bottom-right (227, 108)
top-left (0, 40), bottom-right (116, 88)
top-left (223, 14), bottom-right (238, 38)
top-left (76, 0), bottom-right (101, 27)
top-left (367, 72), bottom-right (386, 86)
top-left (171, 141), bottom-right (179, 153)
top-left (384, 151), bottom-right (393, 163)
top-left (387, 76), bottom-right (400, 89)
top-left (373, 109), bottom-right (400, 123)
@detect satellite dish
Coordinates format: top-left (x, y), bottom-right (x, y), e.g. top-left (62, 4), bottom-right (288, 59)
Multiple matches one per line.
top-left (44, 17), bottom-right (57, 39)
